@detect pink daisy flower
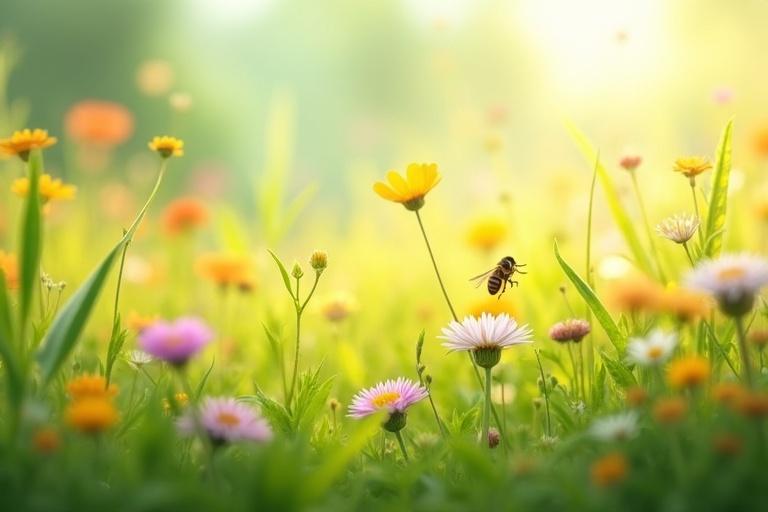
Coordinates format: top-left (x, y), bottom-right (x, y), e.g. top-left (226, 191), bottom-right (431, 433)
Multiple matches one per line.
top-left (138, 316), bottom-right (213, 366)
top-left (178, 397), bottom-right (272, 444)
top-left (348, 378), bottom-right (428, 419)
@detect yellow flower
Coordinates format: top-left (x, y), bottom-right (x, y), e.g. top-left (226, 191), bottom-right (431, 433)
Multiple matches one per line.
top-left (67, 374), bottom-right (118, 400)
top-left (667, 356), bottom-right (710, 389)
top-left (373, 163), bottom-right (441, 211)
top-left (466, 216), bottom-right (507, 252)
top-left (590, 452), bottom-right (628, 487)
top-left (196, 252), bottom-right (254, 290)
top-left (0, 129), bottom-right (57, 160)
top-left (672, 156), bottom-right (712, 179)
top-left (66, 397), bottom-right (118, 434)
top-left (656, 287), bottom-right (711, 323)
top-left (11, 174), bottom-right (76, 203)
top-left (0, 250), bottom-right (18, 289)
top-left (319, 291), bottom-right (358, 323)
top-left (163, 392), bottom-right (189, 415)
top-left (148, 136), bottom-right (184, 158)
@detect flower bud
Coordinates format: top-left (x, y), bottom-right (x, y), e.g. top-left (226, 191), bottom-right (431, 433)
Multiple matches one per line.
top-left (309, 250), bottom-right (328, 273)
top-left (329, 398), bottom-right (340, 412)
top-left (487, 427), bottom-right (501, 449)
top-left (291, 262), bottom-right (304, 279)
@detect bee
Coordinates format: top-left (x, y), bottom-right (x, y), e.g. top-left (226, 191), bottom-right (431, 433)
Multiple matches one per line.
top-left (469, 256), bottom-right (526, 298)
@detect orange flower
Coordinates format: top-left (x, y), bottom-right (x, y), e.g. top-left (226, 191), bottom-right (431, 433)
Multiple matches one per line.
top-left (749, 329), bottom-right (768, 349)
top-left (196, 253), bottom-right (254, 290)
top-left (667, 356), bottom-right (710, 389)
top-left (653, 397), bottom-right (687, 425)
top-left (591, 452), bottom-right (628, 487)
top-left (162, 197), bottom-right (208, 235)
top-left (752, 124), bottom-right (768, 158)
top-left (712, 433), bottom-right (743, 457)
top-left (736, 391), bottom-right (768, 419)
top-left (625, 386), bottom-right (648, 408)
top-left (67, 374), bottom-right (118, 400)
top-left (0, 250), bottom-right (18, 289)
top-left (66, 398), bottom-right (118, 434)
top-left (0, 129), bottom-right (57, 160)
top-left (607, 275), bottom-right (663, 313)
top-left (32, 426), bottom-right (60, 454)
top-left (657, 287), bottom-right (711, 323)
top-left (711, 382), bottom-right (746, 408)
top-left (65, 100), bottom-right (134, 146)
top-left (127, 311), bottom-right (158, 333)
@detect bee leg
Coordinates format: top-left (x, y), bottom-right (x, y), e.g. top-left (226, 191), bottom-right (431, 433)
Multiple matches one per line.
top-left (497, 279), bottom-right (508, 300)
top-left (508, 279), bottom-right (519, 288)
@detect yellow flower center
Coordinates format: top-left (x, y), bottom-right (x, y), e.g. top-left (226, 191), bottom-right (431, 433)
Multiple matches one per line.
top-left (648, 346), bottom-right (664, 360)
top-left (372, 391), bottom-right (400, 408)
top-left (717, 267), bottom-right (746, 281)
top-left (217, 412), bottom-right (241, 427)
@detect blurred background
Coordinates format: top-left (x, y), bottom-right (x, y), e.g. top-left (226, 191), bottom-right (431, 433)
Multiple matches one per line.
top-left (2, 0), bottom-right (768, 397)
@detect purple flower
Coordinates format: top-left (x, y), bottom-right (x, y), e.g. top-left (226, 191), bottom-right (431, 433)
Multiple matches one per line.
top-left (138, 316), bottom-right (213, 366)
top-left (178, 397), bottom-right (272, 444)
top-left (348, 377), bottom-right (428, 419)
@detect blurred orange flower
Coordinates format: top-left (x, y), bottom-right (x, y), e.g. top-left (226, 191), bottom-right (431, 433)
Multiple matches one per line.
top-left (32, 426), bottom-right (60, 454)
top-left (0, 250), bottom-right (18, 289)
top-left (751, 124), bottom-right (768, 158)
top-left (66, 397), bottom-right (118, 434)
top-left (127, 311), bottom-right (158, 333)
top-left (606, 274), bottom-right (663, 313)
top-left (736, 391), bottom-right (768, 419)
top-left (652, 397), bottom-right (687, 425)
top-left (65, 100), bottom-right (134, 146)
top-left (667, 356), bottom-right (710, 389)
top-left (657, 287), bottom-right (711, 323)
top-left (197, 253), bottom-right (254, 290)
top-left (162, 197), bottom-right (208, 235)
top-left (590, 452), bottom-right (628, 487)
top-left (712, 382), bottom-right (746, 408)
top-left (67, 374), bottom-right (118, 400)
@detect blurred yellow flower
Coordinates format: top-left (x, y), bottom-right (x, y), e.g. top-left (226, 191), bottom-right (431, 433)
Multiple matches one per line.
top-left (196, 252), bottom-right (254, 290)
top-left (657, 287), bottom-right (711, 323)
top-left (0, 250), bottom-right (18, 289)
top-left (467, 295), bottom-right (516, 319)
top-left (127, 311), bottom-right (158, 333)
top-left (66, 397), bottom-right (118, 434)
top-left (590, 452), bottom-right (628, 487)
top-left (0, 129), bottom-right (57, 160)
top-left (148, 136), bottom-right (184, 158)
top-left (466, 216), bottom-right (507, 252)
top-left (12, 174), bottom-right (76, 203)
top-left (607, 275), bottom-right (663, 313)
top-left (672, 156), bottom-right (712, 179)
top-left (163, 392), bottom-right (190, 415)
top-left (667, 356), bottom-right (710, 389)
top-left (67, 374), bottom-right (118, 400)
top-left (320, 291), bottom-right (358, 323)
top-left (373, 163), bottom-right (440, 211)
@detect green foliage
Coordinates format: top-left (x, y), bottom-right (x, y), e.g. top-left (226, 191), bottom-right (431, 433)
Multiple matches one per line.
top-left (268, 249), bottom-right (294, 299)
top-left (600, 352), bottom-right (637, 389)
top-left (18, 149), bottom-right (42, 328)
top-left (704, 119), bottom-right (734, 257)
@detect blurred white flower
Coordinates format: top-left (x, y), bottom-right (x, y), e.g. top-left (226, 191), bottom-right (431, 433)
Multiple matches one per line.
top-left (625, 329), bottom-right (677, 366)
top-left (590, 412), bottom-right (638, 442)
top-left (656, 213), bottom-right (698, 244)
top-left (685, 253), bottom-right (768, 316)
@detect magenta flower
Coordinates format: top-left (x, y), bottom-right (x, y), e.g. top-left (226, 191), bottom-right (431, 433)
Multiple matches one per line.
top-left (348, 378), bottom-right (428, 419)
top-left (138, 316), bottom-right (213, 366)
top-left (178, 397), bottom-right (273, 444)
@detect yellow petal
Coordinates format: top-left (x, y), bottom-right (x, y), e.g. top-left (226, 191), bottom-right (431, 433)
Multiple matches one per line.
top-left (373, 182), bottom-right (400, 201)
top-left (386, 171), bottom-right (411, 197)
top-left (406, 163), bottom-right (425, 194)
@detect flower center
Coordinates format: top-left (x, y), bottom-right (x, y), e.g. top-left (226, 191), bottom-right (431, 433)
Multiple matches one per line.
top-left (717, 266), bottom-right (746, 281)
top-left (648, 346), bottom-right (664, 360)
top-left (216, 412), bottom-right (241, 427)
top-left (372, 391), bottom-right (400, 408)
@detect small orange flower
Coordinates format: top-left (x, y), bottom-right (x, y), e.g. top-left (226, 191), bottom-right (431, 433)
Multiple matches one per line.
top-left (736, 391), bottom-right (768, 419)
top-left (148, 136), bottom-right (184, 158)
top-left (32, 426), bottom-right (60, 454)
top-left (196, 253), bottom-right (254, 290)
top-left (625, 386), bottom-right (648, 408)
top-left (657, 288), bottom-right (711, 323)
top-left (607, 275), bottom-right (663, 313)
top-left (162, 197), bottom-right (208, 235)
top-left (667, 356), bottom-right (710, 389)
top-left (712, 433), bottom-right (743, 457)
top-left (67, 374), bottom-right (118, 400)
top-left (0, 250), bottom-right (18, 289)
top-left (12, 174), bottom-right (77, 203)
top-left (373, 163), bottom-right (441, 211)
top-left (0, 129), bottom-right (57, 160)
top-left (319, 292), bottom-right (357, 323)
top-left (591, 452), bottom-right (628, 487)
top-left (751, 124), bottom-right (768, 158)
top-left (65, 100), bottom-right (134, 146)
top-left (619, 155), bottom-right (642, 172)
top-left (673, 156), bottom-right (712, 179)
top-left (653, 397), bottom-right (687, 425)
top-left (66, 397), bottom-right (118, 434)
top-left (127, 311), bottom-right (158, 333)
top-left (749, 329), bottom-right (768, 349)
top-left (711, 382), bottom-right (746, 408)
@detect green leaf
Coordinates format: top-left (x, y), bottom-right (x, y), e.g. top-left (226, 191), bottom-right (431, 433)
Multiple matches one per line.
top-left (267, 249), bottom-right (294, 299)
top-left (554, 240), bottom-right (625, 352)
top-left (253, 388), bottom-right (293, 435)
top-left (292, 366), bottom-right (334, 433)
top-left (600, 352), bottom-right (637, 389)
top-left (104, 315), bottom-right (127, 385)
top-left (36, 243), bottom-right (123, 383)
top-left (19, 149), bottom-right (43, 326)
top-left (0, 270), bottom-right (23, 408)
top-left (195, 357), bottom-right (216, 399)
top-left (704, 119), bottom-right (734, 258)
top-left (565, 122), bottom-right (653, 275)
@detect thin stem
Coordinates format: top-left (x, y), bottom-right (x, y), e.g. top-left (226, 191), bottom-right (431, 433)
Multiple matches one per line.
top-left (567, 344), bottom-right (579, 400)
top-left (394, 430), bottom-right (409, 462)
top-left (584, 158), bottom-right (598, 396)
top-left (682, 242), bottom-right (695, 267)
top-left (735, 315), bottom-right (754, 388)
top-left (287, 277), bottom-right (302, 407)
top-left (414, 210), bottom-right (458, 320)
top-left (534, 349), bottom-right (552, 438)
top-left (300, 272), bottom-right (321, 314)
top-left (483, 366), bottom-right (492, 448)
top-left (690, 179), bottom-right (704, 247)
top-left (631, 173), bottom-right (665, 282)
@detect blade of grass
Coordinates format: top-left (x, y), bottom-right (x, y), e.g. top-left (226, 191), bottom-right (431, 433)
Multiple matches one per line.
top-left (554, 239), bottom-right (625, 353)
top-left (18, 148), bottom-right (43, 330)
top-left (704, 119), bottom-right (734, 258)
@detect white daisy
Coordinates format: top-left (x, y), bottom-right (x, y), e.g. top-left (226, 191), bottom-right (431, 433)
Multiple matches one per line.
top-left (128, 349), bottom-right (153, 367)
top-left (625, 329), bottom-right (677, 366)
top-left (685, 253), bottom-right (768, 316)
top-left (589, 411), bottom-right (638, 442)
top-left (656, 213), bottom-right (699, 244)
top-left (438, 313), bottom-right (533, 352)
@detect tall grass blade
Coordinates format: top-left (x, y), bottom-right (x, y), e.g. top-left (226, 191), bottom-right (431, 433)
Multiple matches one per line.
top-left (19, 149), bottom-right (42, 326)
top-left (704, 119), bottom-right (734, 258)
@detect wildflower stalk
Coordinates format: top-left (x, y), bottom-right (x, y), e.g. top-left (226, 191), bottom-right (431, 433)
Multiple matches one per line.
top-left (689, 179), bottom-right (705, 247)
top-left (734, 315), bottom-right (754, 387)
top-left (286, 266), bottom-right (322, 407)
top-left (482, 366), bottom-right (492, 448)
top-left (584, 158), bottom-right (599, 396)
top-left (416, 332), bottom-right (447, 438)
top-left (534, 349), bottom-right (552, 438)
top-left (413, 210), bottom-right (507, 445)
top-left (682, 242), bottom-right (695, 267)
top-left (630, 173), bottom-right (666, 283)
top-left (394, 431), bottom-right (409, 462)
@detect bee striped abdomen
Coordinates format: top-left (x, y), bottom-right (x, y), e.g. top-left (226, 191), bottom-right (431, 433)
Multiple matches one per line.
top-left (487, 274), bottom-right (503, 295)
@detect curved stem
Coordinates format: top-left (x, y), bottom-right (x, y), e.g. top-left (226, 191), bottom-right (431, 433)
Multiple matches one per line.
top-left (414, 210), bottom-right (458, 320)
top-left (735, 315), bottom-right (754, 388)
top-left (394, 430), bottom-right (409, 462)
top-left (682, 242), bottom-right (695, 267)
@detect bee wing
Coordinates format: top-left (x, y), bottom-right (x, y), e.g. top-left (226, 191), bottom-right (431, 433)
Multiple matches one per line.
top-left (469, 268), bottom-right (495, 288)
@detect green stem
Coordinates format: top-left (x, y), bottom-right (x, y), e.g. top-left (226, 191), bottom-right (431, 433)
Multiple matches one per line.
top-left (735, 315), bottom-right (754, 388)
top-left (631, 173), bottom-right (665, 283)
top-left (483, 366), bottom-right (492, 448)
top-left (534, 349), bottom-right (552, 438)
top-left (682, 242), bottom-right (695, 267)
top-left (690, 179), bottom-right (704, 247)
top-left (394, 430), bottom-right (409, 462)
top-left (567, 344), bottom-right (579, 400)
